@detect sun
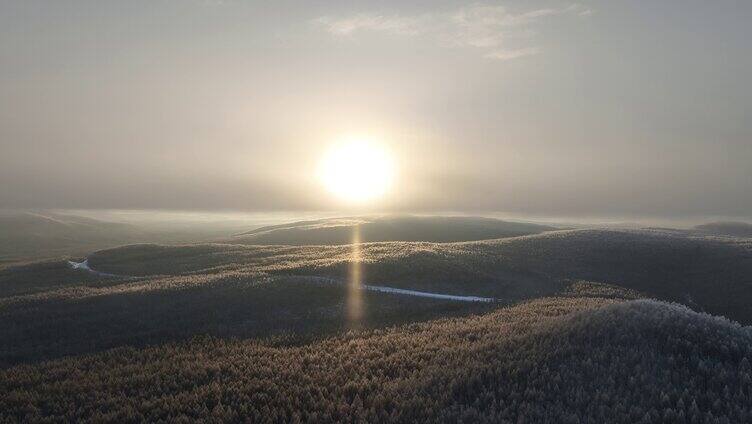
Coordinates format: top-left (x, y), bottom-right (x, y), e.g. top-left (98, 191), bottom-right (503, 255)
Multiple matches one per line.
top-left (319, 138), bottom-right (394, 203)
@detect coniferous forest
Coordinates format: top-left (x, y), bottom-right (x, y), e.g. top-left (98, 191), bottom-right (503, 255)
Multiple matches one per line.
top-left (1, 225), bottom-right (752, 422)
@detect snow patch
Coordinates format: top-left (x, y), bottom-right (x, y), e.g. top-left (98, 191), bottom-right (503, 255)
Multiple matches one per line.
top-left (68, 259), bottom-right (122, 278)
top-left (363, 285), bottom-right (495, 302)
top-left (289, 275), bottom-right (496, 302)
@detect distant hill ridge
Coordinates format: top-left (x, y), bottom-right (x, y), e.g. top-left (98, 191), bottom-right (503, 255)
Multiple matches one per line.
top-left (235, 215), bottom-right (556, 245)
top-left (0, 211), bottom-right (144, 261)
top-left (695, 221), bottom-right (752, 238)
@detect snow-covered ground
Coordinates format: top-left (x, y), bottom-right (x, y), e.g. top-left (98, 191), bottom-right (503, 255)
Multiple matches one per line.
top-left (67, 259), bottom-right (123, 278)
top-left (68, 259), bottom-right (92, 271)
top-left (363, 285), bottom-right (495, 302)
top-left (287, 275), bottom-right (497, 303)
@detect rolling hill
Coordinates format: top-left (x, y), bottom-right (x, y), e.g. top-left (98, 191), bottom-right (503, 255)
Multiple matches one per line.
top-left (0, 211), bottom-right (145, 262)
top-left (1, 226), bottom-right (751, 368)
top-left (0, 210), bottom-right (272, 263)
top-left (233, 215), bottom-right (556, 245)
top-left (87, 227), bottom-right (752, 324)
top-left (2, 219), bottom-right (752, 421)
top-left (695, 221), bottom-right (752, 238)
top-left (2, 296), bottom-right (750, 423)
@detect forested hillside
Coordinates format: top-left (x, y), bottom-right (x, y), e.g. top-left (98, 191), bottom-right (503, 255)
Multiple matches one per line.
top-left (4, 227), bottom-right (751, 367)
top-left (2, 226), bottom-right (752, 422)
top-left (2, 296), bottom-right (750, 423)
top-left (87, 229), bottom-right (752, 327)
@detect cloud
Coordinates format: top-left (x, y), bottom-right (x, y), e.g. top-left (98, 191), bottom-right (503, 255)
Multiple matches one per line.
top-left (565, 3), bottom-right (595, 16)
top-left (314, 3), bottom-right (591, 60)
top-left (314, 14), bottom-right (425, 36)
top-left (483, 47), bottom-right (540, 60)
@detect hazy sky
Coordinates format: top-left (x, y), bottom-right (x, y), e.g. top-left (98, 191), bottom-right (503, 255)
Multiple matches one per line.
top-left (1, 1), bottom-right (750, 218)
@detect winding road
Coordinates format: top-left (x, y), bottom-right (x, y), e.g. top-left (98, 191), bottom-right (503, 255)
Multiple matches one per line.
top-left (69, 259), bottom-right (497, 303)
top-left (284, 276), bottom-right (497, 303)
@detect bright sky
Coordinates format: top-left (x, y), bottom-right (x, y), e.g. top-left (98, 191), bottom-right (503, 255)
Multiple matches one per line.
top-left (1, 1), bottom-right (750, 219)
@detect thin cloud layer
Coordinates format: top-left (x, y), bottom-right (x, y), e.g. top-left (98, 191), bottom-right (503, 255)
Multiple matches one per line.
top-left (483, 47), bottom-right (539, 60)
top-left (313, 14), bottom-right (426, 36)
top-left (315, 3), bottom-right (592, 60)
top-left (3, 1), bottom-right (749, 219)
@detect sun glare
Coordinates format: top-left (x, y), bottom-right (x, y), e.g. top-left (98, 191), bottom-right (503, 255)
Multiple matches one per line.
top-left (319, 139), bottom-right (394, 203)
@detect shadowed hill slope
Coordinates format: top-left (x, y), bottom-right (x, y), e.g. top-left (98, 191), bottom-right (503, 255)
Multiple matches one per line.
top-left (0, 260), bottom-right (110, 298)
top-left (462, 229), bottom-right (752, 324)
top-left (234, 216), bottom-right (556, 245)
top-left (4, 227), bottom-right (751, 368)
top-left (84, 228), bottom-right (752, 324)
top-left (0, 210), bottom-right (273, 262)
top-left (2, 297), bottom-right (750, 423)
top-left (0, 211), bottom-right (145, 261)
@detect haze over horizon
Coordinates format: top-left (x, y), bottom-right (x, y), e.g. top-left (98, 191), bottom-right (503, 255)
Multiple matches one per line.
top-left (2, 1), bottom-right (751, 219)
